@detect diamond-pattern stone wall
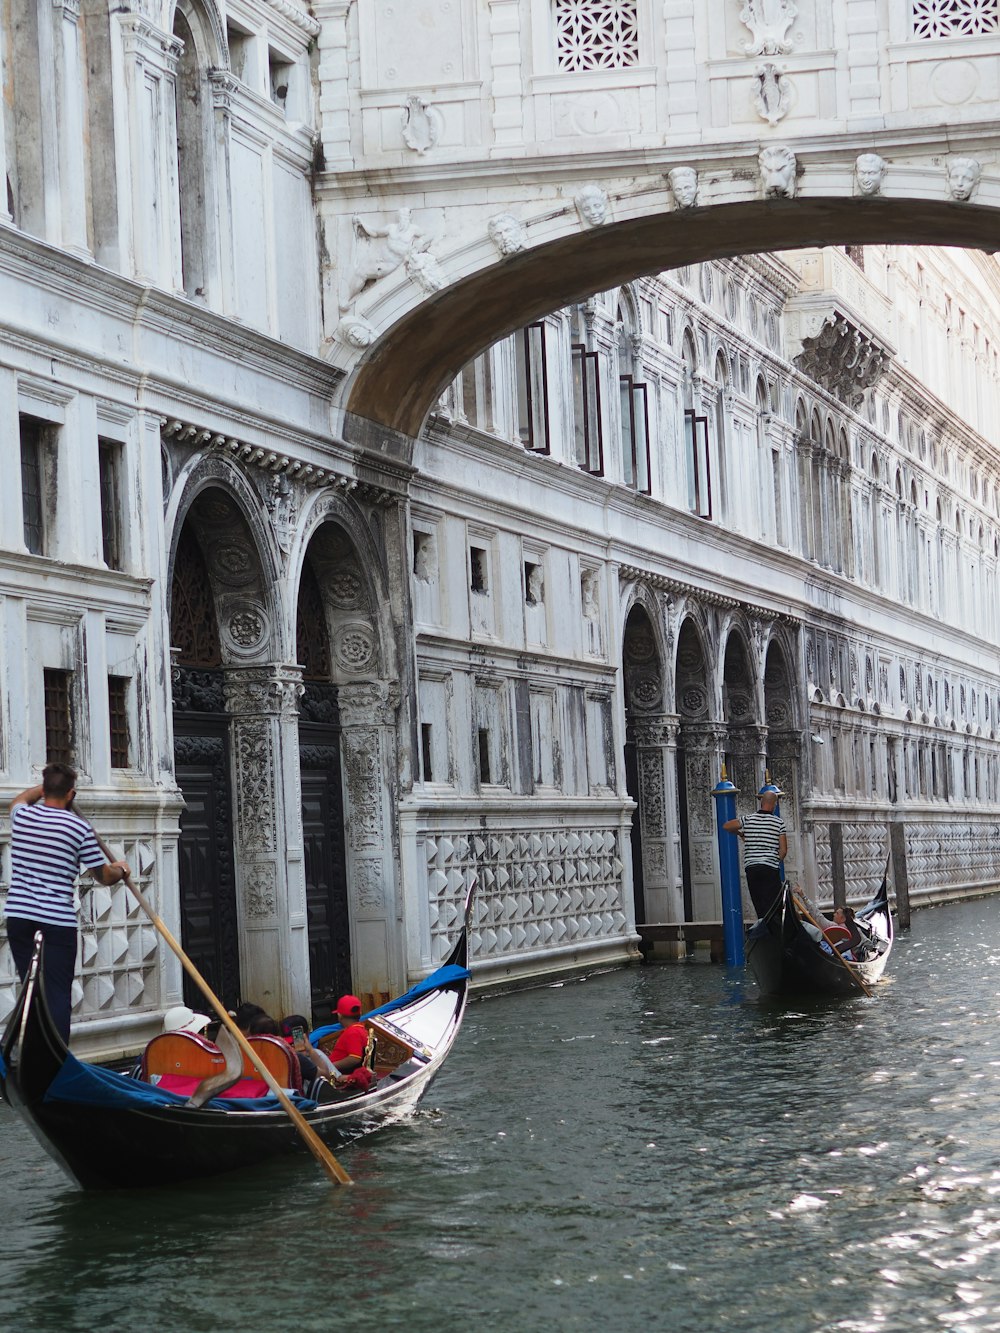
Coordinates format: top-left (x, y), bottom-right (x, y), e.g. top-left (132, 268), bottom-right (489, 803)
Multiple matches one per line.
top-left (0, 837), bottom-right (162, 1024)
top-left (424, 826), bottom-right (628, 965)
top-left (814, 818), bottom-right (1000, 902)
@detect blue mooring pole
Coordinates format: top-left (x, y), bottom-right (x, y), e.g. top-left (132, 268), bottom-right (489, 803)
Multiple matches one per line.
top-left (712, 772), bottom-right (745, 967)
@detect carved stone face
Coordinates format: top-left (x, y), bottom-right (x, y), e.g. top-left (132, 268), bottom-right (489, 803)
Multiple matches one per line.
top-left (855, 153), bottom-right (886, 196)
top-left (337, 316), bottom-right (376, 349)
top-left (575, 185), bottom-right (609, 227)
top-left (759, 146), bottom-right (796, 197)
top-left (668, 167), bottom-right (699, 208)
top-left (488, 213), bottom-right (527, 255)
top-left (947, 157), bottom-right (981, 201)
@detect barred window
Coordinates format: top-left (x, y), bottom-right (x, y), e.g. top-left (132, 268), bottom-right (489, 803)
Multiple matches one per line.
top-left (108, 675), bottom-right (131, 769)
top-left (554, 0), bottom-right (639, 72)
top-left (912, 0), bottom-right (1000, 37)
top-left (20, 416), bottom-right (45, 555)
top-left (43, 669), bottom-right (74, 764)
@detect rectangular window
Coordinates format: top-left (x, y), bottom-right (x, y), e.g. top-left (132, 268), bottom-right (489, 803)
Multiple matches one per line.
top-left (469, 545), bottom-right (489, 594)
top-left (420, 723), bottom-right (434, 783)
top-left (20, 416), bottom-right (45, 555)
top-left (524, 561), bottom-right (541, 605)
top-left (268, 50), bottom-right (292, 110)
top-left (477, 728), bottom-right (492, 785)
top-left (99, 439), bottom-right (123, 571)
top-left (43, 669), bottom-right (74, 764)
top-left (108, 675), bottom-right (131, 769)
top-left (514, 323), bottom-right (549, 453)
top-left (572, 344), bottom-right (603, 475)
top-left (685, 409), bottom-right (711, 518)
top-left (620, 375), bottom-right (650, 493)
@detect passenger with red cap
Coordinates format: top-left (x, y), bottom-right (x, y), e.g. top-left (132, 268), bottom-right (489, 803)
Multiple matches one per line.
top-left (294, 994), bottom-right (376, 1092)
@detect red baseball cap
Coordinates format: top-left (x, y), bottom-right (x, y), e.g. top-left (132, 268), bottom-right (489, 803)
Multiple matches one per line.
top-left (335, 994), bottom-right (363, 1018)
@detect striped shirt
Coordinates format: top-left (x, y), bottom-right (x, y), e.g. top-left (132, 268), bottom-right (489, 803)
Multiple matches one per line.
top-left (738, 810), bottom-right (787, 869)
top-left (5, 803), bottom-right (106, 928)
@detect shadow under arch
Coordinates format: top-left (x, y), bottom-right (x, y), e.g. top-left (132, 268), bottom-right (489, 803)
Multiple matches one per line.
top-left (344, 196), bottom-right (1000, 440)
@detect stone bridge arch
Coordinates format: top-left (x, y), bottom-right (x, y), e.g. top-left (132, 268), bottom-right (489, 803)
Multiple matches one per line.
top-left (337, 192), bottom-right (1000, 445)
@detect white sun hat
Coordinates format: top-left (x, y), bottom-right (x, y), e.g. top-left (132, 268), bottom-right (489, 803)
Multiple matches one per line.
top-left (163, 1004), bottom-right (211, 1034)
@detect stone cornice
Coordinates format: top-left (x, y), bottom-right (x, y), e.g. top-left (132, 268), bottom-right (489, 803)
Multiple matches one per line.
top-left (617, 565), bottom-right (800, 627)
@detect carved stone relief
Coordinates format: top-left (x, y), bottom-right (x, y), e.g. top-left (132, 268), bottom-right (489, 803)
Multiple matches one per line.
top-left (639, 749), bottom-right (666, 835)
top-left (739, 0), bottom-right (797, 56)
top-left (946, 156), bottom-right (981, 201)
top-left (401, 95), bottom-right (442, 154)
top-left (243, 864), bottom-right (277, 918)
top-left (759, 144), bottom-right (797, 197)
top-left (355, 857), bottom-right (385, 911)
top-left (488, 213), bottom-right (528, 256)
top-left (232, 718), bottom-right (277, 855)
top-left (855, 152), bottom-right (887, 197)
top-left (347, 208), bottom-right (441, 306)
top-left (575, 184), bottom-right (610, 227)
top-left (754, 63), bottom-right (790, 125)
top-left (342, 729), bottom-right (384, 849)
top-left (667, 166), bottom-right (699, 208)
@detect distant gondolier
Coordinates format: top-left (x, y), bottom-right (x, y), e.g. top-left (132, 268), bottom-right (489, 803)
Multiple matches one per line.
top-left (5, 763), bottom-right (130, 1043)
top-left (723, 791), bottom-right (787, 918)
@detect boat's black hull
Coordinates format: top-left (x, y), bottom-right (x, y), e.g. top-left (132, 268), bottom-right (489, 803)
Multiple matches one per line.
top-left (1, 925), bottom-right (470, 1190)
top-left (745, 879), bottom-right (893, 998)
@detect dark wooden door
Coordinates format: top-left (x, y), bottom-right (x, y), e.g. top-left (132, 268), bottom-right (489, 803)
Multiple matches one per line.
top-left (299, 733), bottom-right (351, 1023)
top-left (174, 726), bottom-right (241, 1010)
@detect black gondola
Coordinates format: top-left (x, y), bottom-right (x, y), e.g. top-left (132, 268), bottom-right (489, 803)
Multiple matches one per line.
top-left (0, 922), bottom-right (470, 1191)
top-left (745, 869), bottom-right (894, 998)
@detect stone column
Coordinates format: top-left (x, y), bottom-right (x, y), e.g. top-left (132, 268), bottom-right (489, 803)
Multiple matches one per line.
top-left (53, 0), bottom-right (91, 255)
top-left (223, 663), bottom-right (306, 1017)
top-left (207, 70), bottom-right (237, 314)
top-left (632, 714), bottom-right (683, 922)
top-left (678, 722), bottom-right (727, 920)
top-left (338, 680), bottom-right (406, 1003)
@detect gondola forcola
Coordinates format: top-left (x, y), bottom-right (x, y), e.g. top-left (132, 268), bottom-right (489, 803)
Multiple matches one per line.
top-left (744, 868), bottom-right (894, 999)
top-left (0, 912), bottom-right (472, 1192)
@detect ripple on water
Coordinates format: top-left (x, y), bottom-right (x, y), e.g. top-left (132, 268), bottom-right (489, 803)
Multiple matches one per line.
top-left (2, 900), bottom-right (1000, 1331)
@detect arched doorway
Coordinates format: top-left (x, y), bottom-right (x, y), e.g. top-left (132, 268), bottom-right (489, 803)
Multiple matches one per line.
top-left (169, 519), bottom-right (241, 1008)
top-left (295, 541), bottom-right (351, 1020)
top-left (675, 617), bottom-right (719, 922)
top-left (622, 603), bottom-right (675, 926)
top-left (721, 628), bottom-right (762, 797)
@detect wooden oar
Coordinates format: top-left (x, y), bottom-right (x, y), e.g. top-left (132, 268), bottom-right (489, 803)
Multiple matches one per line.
top-left (790, 887), bottom-right (874, 998)
top-left (76, 810), bottom-right (352, 1187)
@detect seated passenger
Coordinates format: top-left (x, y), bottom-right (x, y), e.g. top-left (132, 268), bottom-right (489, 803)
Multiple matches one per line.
top-left (162, 1004), bottom-right (212, 1035)
top-left (279, 1013), bottom-right (319, 1086)
top-left (233, 1002), bottom-right (266, 1034)
top-left (247, 1012), bottom-right (280, 1037)
top-left (296, 994), bottom-right (376, 1093)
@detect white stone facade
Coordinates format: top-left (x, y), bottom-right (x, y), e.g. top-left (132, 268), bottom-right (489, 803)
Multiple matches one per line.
top-left (3, 1), bottom-right (1000, 1052)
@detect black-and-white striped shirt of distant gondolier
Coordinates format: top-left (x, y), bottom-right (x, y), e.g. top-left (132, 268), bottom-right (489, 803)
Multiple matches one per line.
top-left (738, 810), bottom-right (787, 869)
top-left (5, 803), bottom-right (106, 928)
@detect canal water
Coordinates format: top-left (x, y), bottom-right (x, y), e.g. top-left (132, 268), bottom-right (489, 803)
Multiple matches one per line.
top-left (1, 897), bottom-right (1000, 1332)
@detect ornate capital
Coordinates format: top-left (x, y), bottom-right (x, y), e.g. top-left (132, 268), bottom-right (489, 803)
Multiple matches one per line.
top-left (223, 664), bottom-right (304, 716)
top-left (338, 679), bottom-right (400, 728)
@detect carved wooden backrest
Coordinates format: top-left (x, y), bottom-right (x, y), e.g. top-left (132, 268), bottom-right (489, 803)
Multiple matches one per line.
top-left (141, 1031), bottom-right (227, 1081)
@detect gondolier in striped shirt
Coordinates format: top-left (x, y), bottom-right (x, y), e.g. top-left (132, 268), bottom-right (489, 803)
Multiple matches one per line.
top-left (722, 790), bottom-right (787, 918)
top-left (5, 763), bottom-right (130, 1043)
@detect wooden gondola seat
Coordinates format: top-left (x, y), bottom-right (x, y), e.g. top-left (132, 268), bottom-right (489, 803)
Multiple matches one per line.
top-left (140, 1029), bottom-right (301, 1100)
top-left (242, 1035), bottom-right (302, 1093)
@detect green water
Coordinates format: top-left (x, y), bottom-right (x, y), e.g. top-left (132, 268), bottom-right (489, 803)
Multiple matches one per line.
top-left (1, 898), bottom-right (999, 1331)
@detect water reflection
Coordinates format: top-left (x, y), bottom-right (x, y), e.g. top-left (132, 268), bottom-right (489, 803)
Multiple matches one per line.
top-left (2, 899), bottom-right (1000, 1331)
